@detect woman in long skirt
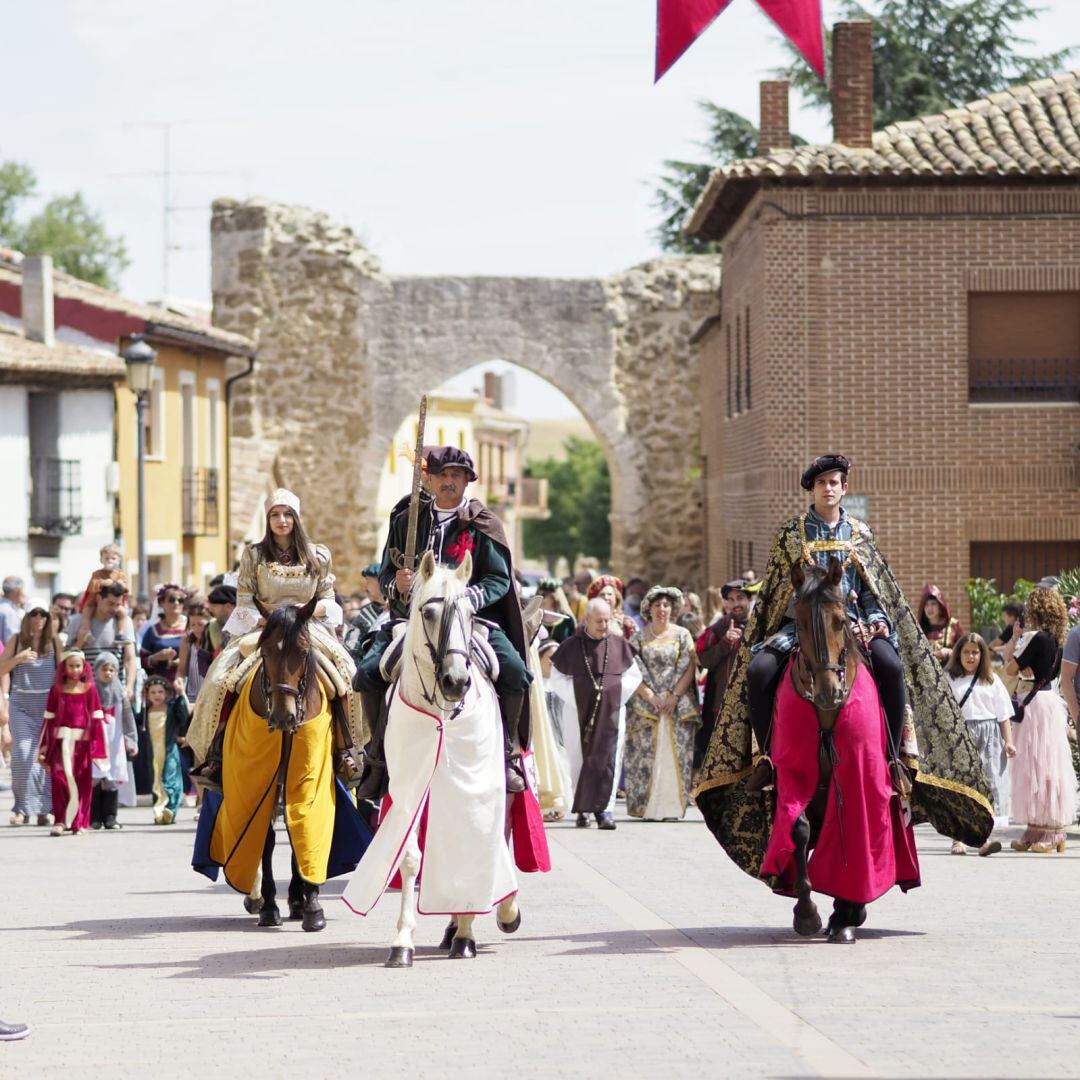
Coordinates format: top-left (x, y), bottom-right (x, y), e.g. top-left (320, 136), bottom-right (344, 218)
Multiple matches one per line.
top-left (0, 602), bottom-right (59, 825)
top-left (1005, 589), bottom-right (1077, 853)
top-left (624, 586), bottom-right (699, 820)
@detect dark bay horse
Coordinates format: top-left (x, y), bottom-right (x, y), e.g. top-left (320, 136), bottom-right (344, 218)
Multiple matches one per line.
top-left (244, 594), bottom-right (327, 931)
top-left (786, 559), bottom-right (868, 945)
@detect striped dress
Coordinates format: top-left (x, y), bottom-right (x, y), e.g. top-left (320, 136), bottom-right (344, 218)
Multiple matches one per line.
top-left (8, 651), bottom-right (56, 817)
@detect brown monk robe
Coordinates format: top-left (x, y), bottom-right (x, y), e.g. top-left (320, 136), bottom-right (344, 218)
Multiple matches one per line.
top-left (550, 626), bottom-right (641, 824)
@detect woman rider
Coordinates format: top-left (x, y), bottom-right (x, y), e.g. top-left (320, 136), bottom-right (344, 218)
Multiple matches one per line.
top-left (186, 489), bottom-right (363, 783)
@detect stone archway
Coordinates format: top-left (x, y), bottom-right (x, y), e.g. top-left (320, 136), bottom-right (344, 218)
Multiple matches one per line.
top-left (211, 198), bottom-right (719, 588)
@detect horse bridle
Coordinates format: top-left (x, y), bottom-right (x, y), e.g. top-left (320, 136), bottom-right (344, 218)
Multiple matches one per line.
top-left (413, 592), bottom-right (473, 711)
top-left (792, 589), bottom-right (850, 705)
top-left (260, 640), bottom-right (312, 731)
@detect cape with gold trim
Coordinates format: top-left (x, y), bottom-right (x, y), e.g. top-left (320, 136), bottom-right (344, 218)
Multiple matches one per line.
top-left (693, 514), bottom-right (993, 880)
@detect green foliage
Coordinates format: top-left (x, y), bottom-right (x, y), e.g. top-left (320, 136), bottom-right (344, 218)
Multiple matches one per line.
top-left (654, 1), bottom-right (1074, 249)
top-left (779, 0), bottom-right (1075, 128)
top-left (1058, 566), bottom-right (1080, 626)
top-left (0, 160), bottom-right (128, 288)
top-left (652, 103), bottom-right (761, 254)
top-left (966, 575), bottom-right (1040, 630)
top-left (523, 437), bottom-right (611, 572)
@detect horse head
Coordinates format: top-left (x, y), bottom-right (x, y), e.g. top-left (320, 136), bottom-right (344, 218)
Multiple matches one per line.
top-left (790, 558), bottom-right (856, 718)
top-left (254, 592), bottom-right (318, 732)
top-left (410, 549), bottom-right (474, 704)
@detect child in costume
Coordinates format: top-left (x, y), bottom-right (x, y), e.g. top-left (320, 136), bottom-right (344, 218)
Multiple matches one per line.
top-left (38, 650), bottom-right (107, 836)
top-left (144, 675), bottom-right (188, 825)
top-left (76, 544), bottom-right (129, 620)
top-left (90, 652), bottom-right (138, 830)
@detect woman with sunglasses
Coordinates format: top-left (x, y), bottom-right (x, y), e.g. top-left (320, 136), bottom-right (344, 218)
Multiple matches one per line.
top-left (0, 601), bottom-right (60, 826)
top-left (140, 584), bottom-right (189, 685)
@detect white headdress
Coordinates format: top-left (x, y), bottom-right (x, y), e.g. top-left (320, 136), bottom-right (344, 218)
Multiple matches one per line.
top-left (265, 488), bottom-right (301, 518)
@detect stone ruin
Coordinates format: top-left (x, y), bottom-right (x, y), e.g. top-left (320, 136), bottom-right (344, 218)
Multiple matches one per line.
top-left (211, 198), bottom-right (719, 589)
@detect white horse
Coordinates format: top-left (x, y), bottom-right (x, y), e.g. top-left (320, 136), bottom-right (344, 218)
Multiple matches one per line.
top-left (341, 550), bottom-right (520, 966)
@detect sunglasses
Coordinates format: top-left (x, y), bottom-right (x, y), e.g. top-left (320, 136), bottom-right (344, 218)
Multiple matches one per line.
top-left (28, 609), bottom-right (49, 618)
top-left (165, 595), bottom-right (185, 603)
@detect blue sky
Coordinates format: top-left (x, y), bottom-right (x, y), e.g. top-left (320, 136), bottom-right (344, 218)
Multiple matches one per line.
top-left (4, 1), bottom-right (1077, 417)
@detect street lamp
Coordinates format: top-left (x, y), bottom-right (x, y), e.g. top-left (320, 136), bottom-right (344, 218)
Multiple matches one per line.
top-left (122, 336), bottom-right (157, 605)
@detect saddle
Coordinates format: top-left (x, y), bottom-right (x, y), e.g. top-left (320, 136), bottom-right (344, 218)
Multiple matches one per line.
top-left (379, 619), bottom-right (501, 686)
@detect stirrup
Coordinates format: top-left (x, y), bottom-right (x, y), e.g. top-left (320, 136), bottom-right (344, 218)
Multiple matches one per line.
top-left (334, 748), bottom-right (365, 790)
top-left (190, 760), bottom-right (223, 795)
top-left (505, 757), bottom-right (526, 794)
top-left (888, 759), bottom-right (913, 799)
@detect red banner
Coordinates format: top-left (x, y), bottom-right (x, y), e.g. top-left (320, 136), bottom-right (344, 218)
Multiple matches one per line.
top-left (655, 0), bottom-right (825, 82)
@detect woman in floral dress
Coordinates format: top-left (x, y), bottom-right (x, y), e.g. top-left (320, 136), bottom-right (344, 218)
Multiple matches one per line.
top-left (624, 586), bottom-right (700, 820)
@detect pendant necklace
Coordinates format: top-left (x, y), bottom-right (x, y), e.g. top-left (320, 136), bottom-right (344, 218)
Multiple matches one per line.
top-left (581, 634), bottom-right (610, 738)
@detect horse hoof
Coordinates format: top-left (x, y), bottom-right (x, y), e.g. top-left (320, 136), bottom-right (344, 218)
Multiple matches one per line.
top-left (497, 910), bottom-right (521, 935)
top-left (302, 904), bottom-right (326, 933)
top-left (288, 900), bottom-right (304, 921)
top-left (243, 896), bottom-right (265, 915)
top-left (385, 947), bottom-right (414, 968)
top-left (257, 905), bottom-right (282, 928)
top-left (827, 925), bottom-right (856, 944)
top-left (439, 921), bottom-right (456, 950)
top-left (448, 937), bottom-right (476, 959)
top-left (793, 911), bottom-right (822, 937)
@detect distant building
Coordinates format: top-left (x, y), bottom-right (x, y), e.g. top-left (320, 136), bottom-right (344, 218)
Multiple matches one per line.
top-left (374, 374), bottom-right (548, 562)
top-left (0, 251), bottom-right (253, 598)
top-left (521, 417), bottom-right (595, 464)
top-left (687, 23), bottom-right (1080, 618)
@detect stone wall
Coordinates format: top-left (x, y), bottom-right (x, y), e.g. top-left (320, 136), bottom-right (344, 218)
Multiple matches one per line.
top-left (211, 197), bottom-right (719, 590)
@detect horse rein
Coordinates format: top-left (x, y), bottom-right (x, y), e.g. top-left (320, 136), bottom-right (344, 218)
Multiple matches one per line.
top-left (259, 639), bottom-right (313, 731)
top-left (791, 591), bottom-right (851, 706)
top-left (412, 592), bottom-right (473, 714)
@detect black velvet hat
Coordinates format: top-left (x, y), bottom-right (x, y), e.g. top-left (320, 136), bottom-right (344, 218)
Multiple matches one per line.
top-left (800, 454), bottom-right (851, 491)
top-left (426, 446), bottom-right (478, 482)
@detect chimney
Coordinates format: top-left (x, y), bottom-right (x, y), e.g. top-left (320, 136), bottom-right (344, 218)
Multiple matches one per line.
top-left (831, 21), bottom-right (874, 148)
top-left (22, 254), bottom-right (55, 346)
top-left (758, 80), bottom-right (791, 153)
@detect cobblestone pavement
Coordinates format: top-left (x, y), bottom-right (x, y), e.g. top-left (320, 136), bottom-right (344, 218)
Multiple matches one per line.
top-left (1, 780), bottom-right (1077, 1079)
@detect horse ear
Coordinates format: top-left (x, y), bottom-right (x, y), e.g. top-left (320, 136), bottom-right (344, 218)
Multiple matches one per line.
top-left (419, 550), bottom-right (437, 581)
top-left (790, 564), bottom-right (806, 591)
top-left (456, 551), bottom-right (473, 583)
top-left (253, 596), bottom-right (271, 620)
top-left (298, 592), bottom-right (318, 623)
top-left (826, 557), bottom-right (844, 587)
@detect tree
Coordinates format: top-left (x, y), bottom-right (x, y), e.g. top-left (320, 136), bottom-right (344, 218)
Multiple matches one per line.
top-left (652, 103), bottom-right (760, 253)
top-left (523, 437), bottom-right (611, 572)
top-left (0, 160), bottom-right (129, 288)
top-left (780, 0), bottom-right (1075, 128)
top-left (653, 0), bottom-right (1074, 251)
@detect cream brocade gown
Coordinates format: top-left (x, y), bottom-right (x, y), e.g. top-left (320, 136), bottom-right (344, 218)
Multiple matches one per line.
top-left (186, 544), bottom-right (365, 762)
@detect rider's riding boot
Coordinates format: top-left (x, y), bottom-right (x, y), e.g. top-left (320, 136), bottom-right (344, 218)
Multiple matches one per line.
top-left (355, 689), bottom-right (389, 801)
top-left (190, 728), bottom-right (225, 794)
top-left (498, 691), bottom-right (527, 794)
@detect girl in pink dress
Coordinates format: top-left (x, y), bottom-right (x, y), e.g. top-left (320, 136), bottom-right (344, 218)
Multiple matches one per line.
top-left (38, 650), bottom-right (107, 836)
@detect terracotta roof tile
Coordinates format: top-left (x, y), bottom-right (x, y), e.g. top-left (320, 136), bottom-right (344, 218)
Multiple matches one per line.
top-left (0, 325), bottom-right (126, 385)
top-left (688, 69), bottom-right (1080, 240)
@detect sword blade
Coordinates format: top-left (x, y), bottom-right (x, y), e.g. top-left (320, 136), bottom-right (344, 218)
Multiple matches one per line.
top-left (402, 395), bottom-right (427, 565)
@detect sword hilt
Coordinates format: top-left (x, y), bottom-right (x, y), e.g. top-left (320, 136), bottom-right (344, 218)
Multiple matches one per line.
top-left (390, 548), bottom-right (420, 572)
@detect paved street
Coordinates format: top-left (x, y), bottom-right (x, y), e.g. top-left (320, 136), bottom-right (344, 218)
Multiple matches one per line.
top-left (1, 786), bottom-right (1078, 1079)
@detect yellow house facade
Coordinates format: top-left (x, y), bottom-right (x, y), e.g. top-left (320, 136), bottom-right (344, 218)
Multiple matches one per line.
top-left (116, 332), bottom-right (253, 598)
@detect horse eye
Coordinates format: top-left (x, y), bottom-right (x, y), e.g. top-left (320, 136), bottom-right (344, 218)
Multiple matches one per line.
top-left (423, 608), bottom-right (436, 621)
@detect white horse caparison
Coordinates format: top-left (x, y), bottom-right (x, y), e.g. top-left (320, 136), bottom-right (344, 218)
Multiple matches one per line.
top-left (385, 551), bottom-right (520, 967)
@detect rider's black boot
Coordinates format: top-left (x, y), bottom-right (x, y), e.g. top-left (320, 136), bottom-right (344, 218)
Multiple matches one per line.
top-left (498, 691), bottom-right (527, 794)
top-left (355, 689), bottom-right (389, 801)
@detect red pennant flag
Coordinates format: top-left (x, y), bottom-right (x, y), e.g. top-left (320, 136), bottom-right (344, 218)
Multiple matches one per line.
top-left (655, 0), bottom-right (825, 82)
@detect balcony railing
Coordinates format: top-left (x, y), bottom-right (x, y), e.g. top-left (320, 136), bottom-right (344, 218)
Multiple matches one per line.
top-left (29, 457), bottom-right (82, 537)
top-left (969, 357), bottom-right (1080, 404)
top-left (183, 466), bottom-right (220, 537)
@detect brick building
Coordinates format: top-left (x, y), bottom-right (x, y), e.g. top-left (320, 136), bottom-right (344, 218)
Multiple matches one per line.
top-left (687, 22), bottom-right (1080, 624)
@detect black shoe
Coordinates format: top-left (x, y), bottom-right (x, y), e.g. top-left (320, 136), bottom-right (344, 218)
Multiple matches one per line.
top-left (354, 760), bottom-right (388, 802)
top-left (90, 787), bottom-right (104, 829)
top-left (0, 1020), bottom-right (30, 1042)
top-left (595, 812), bottom-right (616, 831)
top-left (575, 813), bottom-right (589, 828)
top-left (102, 788), bottom-right (122, 829)
top-left (505, 761), bottom-right (526, 794)
top-left (745, 756), bottom-right (775, 792)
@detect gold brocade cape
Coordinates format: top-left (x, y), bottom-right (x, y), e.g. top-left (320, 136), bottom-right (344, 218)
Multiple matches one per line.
top-left (693, 514), bottom-right (994, 880)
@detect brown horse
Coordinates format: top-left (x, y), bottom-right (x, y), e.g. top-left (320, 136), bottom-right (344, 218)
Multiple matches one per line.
top-left (245, 594), bottom-right (327, 931)
top-left (786, 558), bottom-right (864, 944)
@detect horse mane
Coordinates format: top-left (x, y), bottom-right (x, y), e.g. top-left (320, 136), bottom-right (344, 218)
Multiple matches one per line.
top-left (259, 604), bottom-right (317, 679)
top-left (794, 564), bottom-right (846, 607)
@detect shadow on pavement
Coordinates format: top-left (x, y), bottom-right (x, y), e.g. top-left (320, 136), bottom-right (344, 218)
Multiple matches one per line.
top-left (80, 941), bottom-right (439, 978)
top-left (539, 923), bottom-right (922, 955)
